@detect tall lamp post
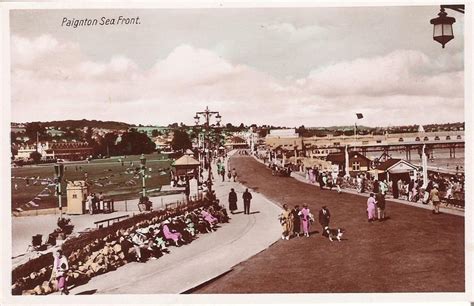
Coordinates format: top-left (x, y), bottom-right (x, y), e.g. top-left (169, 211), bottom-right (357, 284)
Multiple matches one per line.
top-left (54, 163), bottom-right (64, 218)
top-left (194, 106), bottom-right (222, 192)
top-left (140, 153), bottom-right (147, 198)
top-left (430, 5), bottom-right (465, 48)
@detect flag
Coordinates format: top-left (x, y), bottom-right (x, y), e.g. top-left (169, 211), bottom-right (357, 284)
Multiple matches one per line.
top-left (356, 113), bottom-right (363, 119)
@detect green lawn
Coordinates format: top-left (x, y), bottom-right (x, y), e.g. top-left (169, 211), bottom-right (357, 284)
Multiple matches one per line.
top-left (11, 154), bottom-right (173, 211)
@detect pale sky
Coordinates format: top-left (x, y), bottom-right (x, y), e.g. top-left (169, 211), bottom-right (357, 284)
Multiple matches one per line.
top-left (10, 5), bottom-right (465, 127)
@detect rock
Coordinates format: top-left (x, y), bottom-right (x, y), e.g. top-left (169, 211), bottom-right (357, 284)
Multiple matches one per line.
top-left (113, 244), bottom-right (122, 253)
top-left (101, 246), bottom-right (110, 255)
top-left (95, 254), bottom-right (105, 265)
top-left (30, 272), bottom-right (37, 280)
top-left (85, 270), bottom-right (94, 278)
top-left (90, 262), bottom-right (100, 273)
top-left (90, 251), bottom-right (99, 261)
top-left (78, 265), bottom-right (87, 272)
top-left (41, 281), bottom-right (52, 294)
top-left (118, 252), bottom-right (125, 260)
top-left (23, 289), bottom-right (36, 295)
top-left (33, 285), bottom-right (42, 295)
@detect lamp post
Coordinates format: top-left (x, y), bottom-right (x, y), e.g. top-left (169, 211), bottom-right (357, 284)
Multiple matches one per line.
top-left (54, 163), bottom-right (64, 218)
top-left (430, 5), bottom-right (464, 48)
top-left (194, 106), bottom-right (222, 192)
top-left (140, 153), bottom-right (147, 198)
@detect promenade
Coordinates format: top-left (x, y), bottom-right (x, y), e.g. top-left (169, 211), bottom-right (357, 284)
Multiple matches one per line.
top-left (54, 152), bottom-right (282, 294)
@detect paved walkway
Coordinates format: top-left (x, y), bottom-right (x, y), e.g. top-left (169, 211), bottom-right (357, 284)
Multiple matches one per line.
top-left (59, 152), bottom-right (282, 294)
top-left (290, 171), bottom-right (465, 217)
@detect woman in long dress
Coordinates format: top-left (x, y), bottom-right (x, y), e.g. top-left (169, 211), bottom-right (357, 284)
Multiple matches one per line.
top-left (298, 204), bottom-right (311, 237)
top-left (228, 188), bottom-right (238, 213)
top-left (52, 249), bottom-right (69, 295)
top-left (279, 204), bottom-right (293, 240)
top-left (367, 193), bottom-right (377, 222)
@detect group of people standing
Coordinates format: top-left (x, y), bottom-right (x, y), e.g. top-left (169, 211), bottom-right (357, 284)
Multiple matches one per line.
top-left (278, 204), bottom-right (331, 240)
top-left (366, 192), bottom-right (387, 222)
top-left (228, 188), bottom-right (253, 214)
top-left (85, 192), bottom-right (105, 215)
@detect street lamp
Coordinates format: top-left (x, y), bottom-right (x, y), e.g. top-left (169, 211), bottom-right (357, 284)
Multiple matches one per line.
top-left (194, 106), bottom-right (222, 192)
top-left (140, 153), bottom-right (147, 197)
top-left (430, 5), bottom-right (464, 48)
top-left (54, 163), bottom-right (64, 218)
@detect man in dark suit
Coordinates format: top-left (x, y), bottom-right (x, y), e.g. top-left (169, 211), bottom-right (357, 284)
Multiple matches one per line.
top-left (242, 188), bottom-right (252, 214)
top-left (319, 206), bottom-right (331, 237)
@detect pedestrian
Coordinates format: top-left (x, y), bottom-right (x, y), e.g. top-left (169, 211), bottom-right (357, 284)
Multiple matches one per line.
top-left (242, 188), bottom-right (252, 214)
top-left (318, 173), bottom-right (325, 190)
top-left (367, 193), bottom-right (377, 222)
top-left (228, 188), bottom-right (238, 214)
top-left (298, 204), bottom-right (311, 237)
top-left (430, 184), bottom-right (441, 214)
top-left (231, 168), bottom-right (237, 182)
top-left (394, 179), bottom-right (402, 199)
top-left (375, 192), bottom-right (386, 221)
top-left (373, 179), bottom-right (379, 193)
top-left (279, 204), bottom-right (293, 240)
top-left (51, 249), bottom-right (69, 295)
top-left (383, 180), bottom-right (390, 195)
top-left (336, 175), bottom-right (343, 193)
top-left (86, 193), bottom-right (94, 215)
top-left (291, 205), bottom-right (301, 237)
top-left (98, 192), bottom-right (105, 212)
top-left (221, 166), bottom-right (226, 182)
top-left (408, 179), bottom-right (415, 201)
top-left (318, 206), bottom-right (331, 237)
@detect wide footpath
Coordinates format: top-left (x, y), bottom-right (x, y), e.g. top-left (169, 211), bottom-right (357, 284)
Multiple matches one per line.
top-left (193, 155), bottom-right (465, 293)
top-left (60, 152), bottom-right (282, 294)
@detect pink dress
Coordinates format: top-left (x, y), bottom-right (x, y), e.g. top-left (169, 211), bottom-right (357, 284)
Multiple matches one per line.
top-left (299, 208), bottom-right (310, 234)
top-left (201, 210), bottom-right (218, 225)
top-left (162, 224), bottom-right (182, 242)
top-left (367, 197), bottom-right (376, 220)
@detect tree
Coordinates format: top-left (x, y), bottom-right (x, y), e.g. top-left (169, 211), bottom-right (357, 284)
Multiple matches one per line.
top-left (258, 128), bottom-right (268, 138)
top-left (30, 151), bottom-right (42, 163)
top-left (116, 130), bottom-right (156, 155)
top-left (98, 132), bottom-right (119, 156)
top-left (151, 129), bottom-right (161, 137)
top-left (171, 129), bottom-right (192, 152)
top-left (25, 122), bottom-right (47, 142)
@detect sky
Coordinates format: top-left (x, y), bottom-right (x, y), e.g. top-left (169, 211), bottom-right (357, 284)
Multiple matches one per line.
top-left (9, 5), bottom-right (465, 127)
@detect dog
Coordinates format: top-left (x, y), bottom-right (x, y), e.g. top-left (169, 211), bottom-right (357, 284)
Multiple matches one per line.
top-left (324, 226), bottom-right (345, 242)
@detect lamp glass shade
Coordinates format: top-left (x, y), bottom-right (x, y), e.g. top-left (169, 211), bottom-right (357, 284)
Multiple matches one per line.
top-left (433, 23), bottom-right (443, 37)
top-left (443, 24), bottom-right (453, 36)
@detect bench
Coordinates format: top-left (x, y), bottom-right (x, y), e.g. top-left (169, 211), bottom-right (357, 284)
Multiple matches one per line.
top-left (94, 214), bottom-right (130, 228)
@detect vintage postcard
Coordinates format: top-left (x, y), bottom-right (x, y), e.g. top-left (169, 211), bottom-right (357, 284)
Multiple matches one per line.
top-left (1, 1), bottom-right (472, 305)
